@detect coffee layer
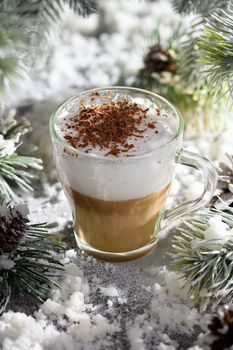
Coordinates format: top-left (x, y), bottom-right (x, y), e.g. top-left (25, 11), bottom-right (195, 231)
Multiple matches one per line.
top-left (70, 184), bottom-right (171, 253)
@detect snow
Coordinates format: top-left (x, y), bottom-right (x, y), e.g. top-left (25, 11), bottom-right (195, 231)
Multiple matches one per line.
top-left (0, 252), bottom-right (119, 350)
top-left (127, 325), bottom-right (145, 350)
top-left (0, 136), bottom-right (17, 157)
top-left (14, 204), bottom-right (29, 219)
top-left (203, 216), bottom-right (233, 241)
top-left (0, 255), bottom-right (15, 270)
top-left (99, 286), bottom-right (119, 297)
top-left (0, 250), bottom-right (206, 350)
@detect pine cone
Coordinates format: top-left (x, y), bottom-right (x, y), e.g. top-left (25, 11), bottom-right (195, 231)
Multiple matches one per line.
top-left (144, 44), bottom-right (176, 74)
top-left (217, 154), bottom-right (233, 192)
top-left (205, 305), bottom-right (233, 350)
top-left (211, 154), bottom-right (233, 211)
top-left (0, 203), bottom-right (29, 254)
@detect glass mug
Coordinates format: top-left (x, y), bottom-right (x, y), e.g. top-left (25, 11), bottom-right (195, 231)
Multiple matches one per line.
top-left (50, 87), bottom-right (217, 261)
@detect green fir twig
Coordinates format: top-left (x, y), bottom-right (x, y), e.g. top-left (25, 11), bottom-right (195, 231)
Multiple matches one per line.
top-left (0, 0), bottom-right (98, 91)
top-left (0, 107), bottom-right (43, 202)
top-left (172, 0), bottom-right (228, 15)
top-left (172, 209), bottom-right (233, 304)
top-left (0, 155), bottom-right (42, 202)
top-left (0, 222), bottom-right (65, 314)
top-left (198, 5), bottom-right (233, 99)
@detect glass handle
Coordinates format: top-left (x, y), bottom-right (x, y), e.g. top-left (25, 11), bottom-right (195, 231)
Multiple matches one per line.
top-left (160, 148), bottom-right (218, 230)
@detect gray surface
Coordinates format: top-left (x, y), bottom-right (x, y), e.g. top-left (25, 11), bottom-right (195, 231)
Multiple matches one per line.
top-left (7, 218), bottom-right (198, 349)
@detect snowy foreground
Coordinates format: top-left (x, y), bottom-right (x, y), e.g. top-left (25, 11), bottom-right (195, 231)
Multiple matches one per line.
top-left (1, 1), bottom-right (233, 349)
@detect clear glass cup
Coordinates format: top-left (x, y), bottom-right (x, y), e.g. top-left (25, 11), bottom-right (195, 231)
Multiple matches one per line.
top-left (50, 87), bottom-right (217, 261)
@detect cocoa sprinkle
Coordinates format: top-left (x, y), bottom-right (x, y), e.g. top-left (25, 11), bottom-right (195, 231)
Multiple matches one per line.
top-left (148, 122), bottom-right (156, 129)
top-left (64, 100), bottom-right (157, 156)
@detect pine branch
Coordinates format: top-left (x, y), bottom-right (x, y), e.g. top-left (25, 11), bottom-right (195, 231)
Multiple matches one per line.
top-left (173, 0), bottom-right (233, 101)
top-left (16, 0), bottom-right (98, 19)
top-left (64, 0), bottom-right (98, 16)
top-left (0, 6), bottom-right (27, 91)
top-left (177, 16), bottom-right (203, 84)
top-left (0, 205), bottom-right (65, 315)
top-left (0, 57), bottom-right (23, 91)
top-left (134, 23), bottom-right (227, 133)
top-left (0, 155), bottom-right (42, 202)
top-left (0, 0), bottom-right (98, 90)
top-left (0, 277), bottom-right (11, 315)
top-left (172, 0), bottom-right (228, 15)
top-left (197, 5), bottom-right (233, 99)
top-left (0, 106), bottom-right (43, 202)
top-left (172, 209), bottom-right (233, 304)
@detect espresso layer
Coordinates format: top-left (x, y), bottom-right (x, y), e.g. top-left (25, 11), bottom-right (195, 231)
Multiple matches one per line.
top-left (70, 184), bottom-right (171, 253)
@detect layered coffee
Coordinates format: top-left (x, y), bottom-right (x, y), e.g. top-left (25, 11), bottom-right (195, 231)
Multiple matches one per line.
top-left (55, 92), bottom-right (177, 260)
top-left (72, 184), bottom-right (170, 254)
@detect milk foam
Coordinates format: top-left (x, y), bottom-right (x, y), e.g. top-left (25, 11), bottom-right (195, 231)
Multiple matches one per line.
top-left (56, 105), bottom-right (173, 157)
top-left (54, 104), bottom-right (181, 200)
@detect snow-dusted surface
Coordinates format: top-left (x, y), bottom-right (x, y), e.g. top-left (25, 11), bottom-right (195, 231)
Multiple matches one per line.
top-left (1, 0), bottom-right (233, 349)
top-left (1, 247), bottom-right (204, 350)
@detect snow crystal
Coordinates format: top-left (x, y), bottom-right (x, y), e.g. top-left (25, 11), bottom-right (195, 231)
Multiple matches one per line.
top-left (151, 283), bottom-right (199, 334)
top-left (117, 297), bottom-right (127, 305)
top-left (203, 215), bottom-right (232, 241)
top-left (107, 300), bottom-right (113, 308)
top-left (127, 325), bottom-right (144, 350)
top-left (0, 255), bottom-right (15, 270)
top-left (100, 286), bottom-right (119, 297)
top-left (40, 299), bottom-right (65, 316)
top-left (0, 136), bottom-right (17, 157)
top-left (68, 313), bottom-right (92, 342)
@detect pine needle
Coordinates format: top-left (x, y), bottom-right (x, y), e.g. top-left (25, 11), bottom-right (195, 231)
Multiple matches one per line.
top-left (172, 0), bottom-right (228, 15)
top-left (198, 5), bottom-right (233, 99)
top-left (0, 107), bottom-right (43, 202)
top-left (0, 0), bottom-right (98, 91)
top-left (172, 208), bottom-right (233, 304)
top-left (0, 222), bottom-right (65, 314)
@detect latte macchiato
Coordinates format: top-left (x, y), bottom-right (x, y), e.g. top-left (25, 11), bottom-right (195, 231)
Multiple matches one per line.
top-left (51, 87), bottom-right (216, 261)
top-left (53, 89), bottom-right (180, 260)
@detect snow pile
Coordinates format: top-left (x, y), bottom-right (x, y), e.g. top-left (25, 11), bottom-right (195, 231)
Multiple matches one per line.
top-left (0, 250), bottom-right (206, 350)
top-left (126, 267), bottom-right (200, 350)
top-left (0, 251), bottom-right (119, 350)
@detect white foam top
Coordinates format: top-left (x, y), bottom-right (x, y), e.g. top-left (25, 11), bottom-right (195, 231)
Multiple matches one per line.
top-left (53, 103), bottom-right (181, 200)
top-left (56, 103), bottom-right (173, 158)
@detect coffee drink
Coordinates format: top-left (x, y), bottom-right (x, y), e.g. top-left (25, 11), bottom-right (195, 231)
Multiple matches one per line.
top-left (51, 88), bottom-right (217, 261)
top-left (71, 184), bottom-right (170, 256)
top-left (52, 89), bottom-right (181, 260)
